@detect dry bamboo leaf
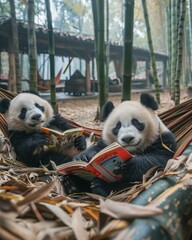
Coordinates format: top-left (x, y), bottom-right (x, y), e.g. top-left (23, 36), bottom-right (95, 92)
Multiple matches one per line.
top-left (0, 226), bottom-right (21, 240)
top-left (0, 185), bottom-right (18, 190)
top-left (186, 153), bottom-right (192, 170)
top-left (16, 178), bottom-right (56, 207)
top-left (41, 202), bottom-right (72, 227)
top-left (85, 192), bottom-right (105, 201)
top-left (0, 192), bottom-right (23, 201)
top-left (83, 207), bottom-right (99, 222)
top-left (67, 201), bottom-right (96, 209)
top-left (142, 166), bottom-right (158, 184)
top-left (30, 221), bottom-right (60, 234)
top-left (164, 155), bottom-right (187, 172)
top-left (0, 211), bottom-right (36, 240)
top-left (109, 183), bottom-right (144, 202)
top-left (37, 226), bottom-right (74, 240)
top-left (100, 199), bottom-right (163, 219)
top-left (71, 208), bottom-right (90, 240)
top-left (100, 219), bottom-right (128, 235)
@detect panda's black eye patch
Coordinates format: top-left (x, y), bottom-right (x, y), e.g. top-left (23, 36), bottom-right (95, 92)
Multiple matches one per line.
top-left (112, 121), bottom-right (121, 135)
top-left (131, 118), bottom-right (145, 131)
top-left (35, 103), bottom-right (44, 112)
top-left (19, 107), bottom-right (27, 120)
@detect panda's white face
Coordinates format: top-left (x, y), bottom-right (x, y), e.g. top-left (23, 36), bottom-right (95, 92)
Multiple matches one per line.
top-left (102, 101), bottom-right (167, 153)
top-left (7, 93), bottom-right (54, 132)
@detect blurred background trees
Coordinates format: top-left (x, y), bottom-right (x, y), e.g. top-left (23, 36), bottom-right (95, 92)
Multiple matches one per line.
top-left (0, 0), bottom-right (191, 110)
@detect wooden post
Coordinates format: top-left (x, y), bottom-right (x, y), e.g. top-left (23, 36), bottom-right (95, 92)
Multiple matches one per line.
top-left (188, 84), bottom-right (192, 98)
top-left (85, 58), bottom-right (91, 95)
top-left (146, 60), bottom-right (151, 89)
top-left (163, 60), bottom-right (167, 88)
top-left (8, 38), bottom-right (16, 92)
top-left (113, 58), bottom-right (122, 78)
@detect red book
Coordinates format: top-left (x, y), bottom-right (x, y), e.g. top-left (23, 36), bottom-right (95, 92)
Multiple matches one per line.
top-left (55, 142), bottom-right (132, 182)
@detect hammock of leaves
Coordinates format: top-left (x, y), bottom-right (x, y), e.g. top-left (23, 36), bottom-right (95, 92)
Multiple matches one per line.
top-left (0, 87), bottom-right (192, 239)
top-left (158, 98), bottom-right (192, 158)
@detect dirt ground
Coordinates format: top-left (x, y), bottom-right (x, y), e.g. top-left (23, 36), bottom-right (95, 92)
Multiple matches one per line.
top-left (57, 90), bottom-right (189, 130)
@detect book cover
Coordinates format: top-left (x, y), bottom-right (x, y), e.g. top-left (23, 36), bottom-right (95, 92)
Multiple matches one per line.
top-left (56, 142), bottom-right (133, 182)
top-left (41, 127), bottom-right (84, 151)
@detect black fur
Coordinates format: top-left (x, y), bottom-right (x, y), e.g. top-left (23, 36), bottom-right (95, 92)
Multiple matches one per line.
top-left (74, 140), bottom-right (108, 162)
top-left (0, 99), bottom-right (10, 113)
top-left (3, 92), bottom-right (87, 169)
top-left (90, 131), bottom-right (176, 196)
top-left (140, 93), bottom-right (158, 110)
top-left (131, 118), bottom-right (145, 131)
top-left (8, 114), bottom-right (87, 168)
top-left (101, 101), bottom-right (115, 121)
top-left (71, 93), bottom-right (177, 197)
top-left (112, 121), bottom-right (121, 136)
top-left (18, 108), bottom-right (27, 120)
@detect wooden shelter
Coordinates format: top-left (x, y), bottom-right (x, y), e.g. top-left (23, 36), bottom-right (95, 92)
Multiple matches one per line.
top-left (0, 17), bottom-right (168, 94)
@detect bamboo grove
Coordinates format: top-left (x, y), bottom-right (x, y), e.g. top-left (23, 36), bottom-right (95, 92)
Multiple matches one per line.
top-left (2, 0), bottom-right (192, 111)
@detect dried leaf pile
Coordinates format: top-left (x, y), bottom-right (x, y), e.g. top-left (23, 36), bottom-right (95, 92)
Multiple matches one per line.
top-left (1, 87), bottom-right (192, 239)
top-left (1, 136), bottom-right (192, 240)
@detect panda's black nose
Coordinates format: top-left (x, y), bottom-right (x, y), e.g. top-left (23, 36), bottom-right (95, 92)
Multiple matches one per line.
top-left (122, 136), bottom-right (134, 143)
top-left (32, 114), bottom-right (41, 121)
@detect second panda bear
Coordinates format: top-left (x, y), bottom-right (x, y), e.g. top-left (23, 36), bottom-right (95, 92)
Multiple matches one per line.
top-left (0, 93), bottom-right (87, 168)
top-left (73, 93), bottom-right (177, 196)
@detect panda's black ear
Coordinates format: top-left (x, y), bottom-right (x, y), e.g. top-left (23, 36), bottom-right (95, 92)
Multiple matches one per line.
top-left (101, 101), bottom-right (115, 121)
top-left (140, 93), bottom-right (158, 110)
top-left (0, 99), bottom-right (10, 113)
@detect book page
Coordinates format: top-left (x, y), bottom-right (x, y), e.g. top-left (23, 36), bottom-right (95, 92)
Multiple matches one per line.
top-left (56, 161), bottom-right (95, 181)
top-left (86, 143), bottom-right (132, 182)
top-left (41, 127), bottom-right (84, 150)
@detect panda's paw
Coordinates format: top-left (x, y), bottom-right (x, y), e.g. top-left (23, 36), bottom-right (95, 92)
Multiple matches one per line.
top-left (30, 133), bottom-right (48, 153)
top-left (73, 149), bottom-right (96, 162)
top-left (73, 140), bottom-right (107, 163)
top-left (32, 133), bottom-right (48, 144)
top-left (74, 135), bottom-right (87, 151)
top-left (91, 178), bottom-right (111, 197)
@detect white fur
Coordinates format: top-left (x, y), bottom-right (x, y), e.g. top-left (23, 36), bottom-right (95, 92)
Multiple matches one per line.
top-left (7, 93), bottom-right (54, 133)
top-left (102, 100), bottom-right (169, 153)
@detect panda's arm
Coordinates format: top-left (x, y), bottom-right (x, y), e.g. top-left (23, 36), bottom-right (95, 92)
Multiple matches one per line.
top-left (90, 131), bottom-right (176, 197)
top-left (9, 130), bottom-right (49, 167)
top-left (49, 114), bottom-right (87, 151)
top-left (49, 114), bottom-right (75, 131)
top-left (122, 131), bottom-right (177, 182)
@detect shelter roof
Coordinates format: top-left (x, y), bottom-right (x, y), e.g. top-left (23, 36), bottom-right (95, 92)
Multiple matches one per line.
top-left (0, 17), bottom-right (168, 61)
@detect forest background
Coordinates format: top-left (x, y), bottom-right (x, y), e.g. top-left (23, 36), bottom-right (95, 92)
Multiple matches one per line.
top-left (0, 0), bottom-right (192, 113)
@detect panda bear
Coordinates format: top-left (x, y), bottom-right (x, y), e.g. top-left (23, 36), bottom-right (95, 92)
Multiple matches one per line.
top-left (0, 92), bottom-right (87, 168)
top-left (73, 93), bottom-right (177, 196)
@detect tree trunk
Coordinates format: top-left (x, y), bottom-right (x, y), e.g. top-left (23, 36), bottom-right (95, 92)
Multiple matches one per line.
top-left (91, 0), bottom-right (106, 117)
top-left (45, 0), bottom-right (56, 112)
top-left (164, 1), bottom-right (172, 92)
top-left (8, 39), bottom-right (16, 92)
top-left (174, 0), bottom-right (186, 105)
top-left (28, 0), bottom-right (37, 91)
top-left (125, 173), bottom-right (192, 240)
top-left (187, 0), bottom-right (192, 84)
top-left (142, 0), bottom-right (160, 103)
top-left (105, 0), bottom-right (109, 99)
top-left (121, 0), bottom-right (134, 101)
top-left (170, 0), bottom-right (177, 100)
top-left (9, 0), bottom-right (21, 93)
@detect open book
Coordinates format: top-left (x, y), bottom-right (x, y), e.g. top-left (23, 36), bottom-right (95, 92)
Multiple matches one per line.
top-left (41, 127), bottom-right (84, 151)
top-left (54, 142), bottom-right (133, 182)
